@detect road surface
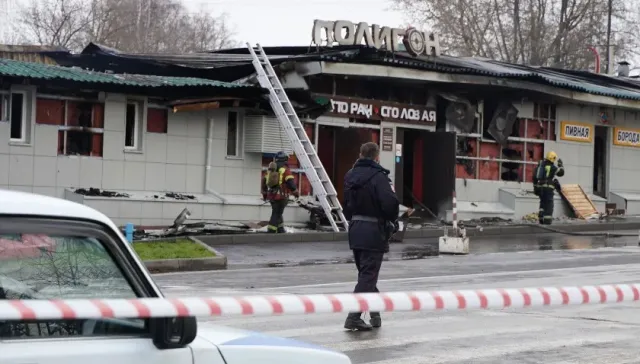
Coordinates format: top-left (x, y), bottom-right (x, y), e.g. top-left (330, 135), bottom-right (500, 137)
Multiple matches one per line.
top-left (156, 245), bottom-right (640, 363)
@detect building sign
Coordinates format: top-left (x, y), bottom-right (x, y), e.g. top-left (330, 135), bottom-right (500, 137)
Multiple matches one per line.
top-left (613, 127), bottom-right (640, 147)
top-left (381, 127), bottom-right (394, 151)
top-left (311, 20), bottom-right (441, 57)
top-left (317, 95), bottom-right (437, 125)
top-left (560, 121), bottom-right (593, 143)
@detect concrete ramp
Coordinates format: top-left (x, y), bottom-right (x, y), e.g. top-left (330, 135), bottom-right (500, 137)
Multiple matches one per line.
top-left (559, 184), bottom-right (599, 219)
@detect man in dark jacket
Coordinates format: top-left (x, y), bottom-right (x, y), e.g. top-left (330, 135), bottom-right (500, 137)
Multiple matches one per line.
top-left (343, 142), bottom-right (400, 331)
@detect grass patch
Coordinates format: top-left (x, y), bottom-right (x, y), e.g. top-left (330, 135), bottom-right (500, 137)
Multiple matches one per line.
top-left (133, 239), bottom-right (215, 261)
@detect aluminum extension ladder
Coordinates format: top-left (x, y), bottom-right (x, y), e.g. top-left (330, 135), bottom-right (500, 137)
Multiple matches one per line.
top-left (246, 43), bottom-right (348, 232)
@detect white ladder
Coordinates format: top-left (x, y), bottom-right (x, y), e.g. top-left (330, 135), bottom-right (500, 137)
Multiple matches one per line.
top-left (246, 43), bottom-right (348, 232)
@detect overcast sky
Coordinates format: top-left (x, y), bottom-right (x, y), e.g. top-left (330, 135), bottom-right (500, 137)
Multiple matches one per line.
top-left (183, 0), bottom-right (408, 46)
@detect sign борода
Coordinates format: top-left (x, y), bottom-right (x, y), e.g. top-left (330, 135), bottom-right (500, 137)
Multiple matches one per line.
top-left (317, 95), bottom-right (437, 124)
top-left (311, 20), bottom-right (441, 57)
top-left (613, 127), bottom-right (640, 147)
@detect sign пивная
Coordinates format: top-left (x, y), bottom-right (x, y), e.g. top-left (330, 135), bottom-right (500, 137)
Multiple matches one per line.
top-left (560, 121), bottom-right (593, 143)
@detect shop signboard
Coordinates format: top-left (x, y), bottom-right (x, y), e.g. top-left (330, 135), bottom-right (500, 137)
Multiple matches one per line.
top-left (559, 121), bottom-right (593, 143)
top-left (316, 94), bottom-right (437, 125)
top-left (613, 127), bottom-right (640, 147)
top-left (381, 127), bottom-right (394, 151)
top-left (311, 20), bottom-right (441, 57)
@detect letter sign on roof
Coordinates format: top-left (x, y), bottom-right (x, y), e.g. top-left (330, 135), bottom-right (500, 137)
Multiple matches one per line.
top-left (311, 20), bottom-right (441, 57)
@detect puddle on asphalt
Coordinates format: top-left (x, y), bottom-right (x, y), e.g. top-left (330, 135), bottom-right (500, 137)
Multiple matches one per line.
top-left (471, 234), bottom-right (639, 254)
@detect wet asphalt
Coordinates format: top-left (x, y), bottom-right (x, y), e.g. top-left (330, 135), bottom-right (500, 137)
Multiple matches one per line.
top-left (154, 232), bottom-right (640, 363)
top-left (199, 230), bottom-right (640, 269)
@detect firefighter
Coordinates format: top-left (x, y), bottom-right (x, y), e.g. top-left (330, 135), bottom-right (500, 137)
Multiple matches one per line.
top-left (343, 142), bottom-right (400, 331)
top-left (533, 151), bottom-right (565, 225)
top-left (262, 151), bottom-right (299, 233)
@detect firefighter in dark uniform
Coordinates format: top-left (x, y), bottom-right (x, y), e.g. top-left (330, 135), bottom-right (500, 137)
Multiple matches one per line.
top-left (533, 151), bottom-right (565, 225)
top-left (262, 151), bottom-right (299, 233)
top-left (343, 142), bottom-right (400, 331)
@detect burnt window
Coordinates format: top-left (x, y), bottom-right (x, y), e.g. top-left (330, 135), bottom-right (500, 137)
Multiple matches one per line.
top-left (40, 98), bottom-right (104, 157)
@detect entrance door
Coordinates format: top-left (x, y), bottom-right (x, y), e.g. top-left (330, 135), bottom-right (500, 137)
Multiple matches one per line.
top-left (394, 128), bottom-right (456, 217)
top-left (334, 128), bottom-right (375, 201)
top-left (593, 126), bottom-right (609, 197)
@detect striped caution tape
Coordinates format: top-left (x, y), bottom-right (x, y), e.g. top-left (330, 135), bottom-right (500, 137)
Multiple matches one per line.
top-left (1, 284), bottom-right (639, 320)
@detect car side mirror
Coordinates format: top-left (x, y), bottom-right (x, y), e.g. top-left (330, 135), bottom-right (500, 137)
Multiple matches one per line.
top-left (150, 316), bottom-right (197, 349)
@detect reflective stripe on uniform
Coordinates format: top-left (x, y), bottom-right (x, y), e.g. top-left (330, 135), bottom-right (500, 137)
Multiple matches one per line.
top-left (267, 225), bottom-right (278, 231)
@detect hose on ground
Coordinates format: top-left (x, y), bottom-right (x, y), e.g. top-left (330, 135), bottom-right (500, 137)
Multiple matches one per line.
top-left (439, 220), bottom-right (639, 238)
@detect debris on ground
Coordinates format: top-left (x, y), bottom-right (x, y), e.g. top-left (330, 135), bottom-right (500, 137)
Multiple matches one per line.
top-left (75, 188), bottom-right (130, 198)
top-left (165, 192), bottom-right (196, 200)
top-left (152, 192), bottom-right (196, 200)
top-left (297, 199), bottom-right (337, 231)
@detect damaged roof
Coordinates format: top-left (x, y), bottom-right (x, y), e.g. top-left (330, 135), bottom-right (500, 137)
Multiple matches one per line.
top-left (0, 58), bottom-right (253, 89)
top-left (40, 42), bottom-right (640, 102)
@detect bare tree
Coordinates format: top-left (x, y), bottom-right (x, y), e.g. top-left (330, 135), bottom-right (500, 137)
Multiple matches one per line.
top-left (15, 0), bottom-right (236, 53)
top-left (392, 0), bottom-right (638, 70)
top-left (18, 0), bottom-right (90, 50)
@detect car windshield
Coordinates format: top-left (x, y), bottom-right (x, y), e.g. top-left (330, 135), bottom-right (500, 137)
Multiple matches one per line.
top-left (0, 233), bottom-right (136, 300)
top-left (0, 227), bottom-right (146, 339)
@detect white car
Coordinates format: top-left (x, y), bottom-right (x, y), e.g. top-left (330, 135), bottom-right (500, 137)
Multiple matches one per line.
top-left (0, 190), bottom-right (351, 364)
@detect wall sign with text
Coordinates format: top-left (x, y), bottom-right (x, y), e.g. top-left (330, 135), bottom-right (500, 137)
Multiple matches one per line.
top-left (613, 127), bottom-right (640, 147)
top-left (559, 121), bottom-right (593, 143)
top-left (315, 94), bottom-right (436, 125)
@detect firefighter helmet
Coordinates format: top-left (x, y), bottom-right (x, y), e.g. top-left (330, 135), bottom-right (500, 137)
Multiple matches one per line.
top-left (545, 151), bottom-right (558, 163)
top-left (275, 151), bottom-right (289, 163)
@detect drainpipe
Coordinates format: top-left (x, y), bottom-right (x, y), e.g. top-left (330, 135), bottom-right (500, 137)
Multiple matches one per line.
top-left (587, 46), bottom-right (600, 73)
top-left (204, 116), bottom-right (227, 203)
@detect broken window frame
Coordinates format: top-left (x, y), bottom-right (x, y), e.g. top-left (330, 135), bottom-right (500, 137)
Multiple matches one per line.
top-left (455, 101), bottom-right (557, 182)
top-left (125, 101), bottom-right (141, 150)
top-left (1, 90), bottom-right (29, 143)
top-left (36, 94), bottom-right (105, 157)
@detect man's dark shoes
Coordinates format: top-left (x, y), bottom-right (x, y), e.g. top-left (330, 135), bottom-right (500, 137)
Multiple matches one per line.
top-left (370, 312), bottom-right (381, 328)
top-left (344, 316), bottom-right (373, 331)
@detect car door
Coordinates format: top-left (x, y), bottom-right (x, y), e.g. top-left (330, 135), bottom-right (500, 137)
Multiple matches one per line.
top-left (0, 217), bottom-right (195, 364)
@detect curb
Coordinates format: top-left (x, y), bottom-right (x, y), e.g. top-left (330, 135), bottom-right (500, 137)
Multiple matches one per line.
top-left (196, 221), bottom-right (640, 246)
top-left (139, 237), bottom-right (228, 273)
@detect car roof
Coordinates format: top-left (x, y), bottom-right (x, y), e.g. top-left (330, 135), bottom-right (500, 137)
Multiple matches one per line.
top-left (0, 189), bottom-right (117, 229)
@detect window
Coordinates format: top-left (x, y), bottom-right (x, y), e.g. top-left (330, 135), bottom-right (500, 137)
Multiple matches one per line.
top-left (125, 103), bottom-right (139, 149)
top-left (226, 111), bottom-right (240, 157)
top-left (36, 98), bottom-right (105, 157)
top-left (147, 107), bottom-right (168, 133)
top-left (1, 92), bottom-right (28, 142)
top-left (455, 100), bottom-right (557, 182)
top-left (0, 226), bottom-right (146, 339)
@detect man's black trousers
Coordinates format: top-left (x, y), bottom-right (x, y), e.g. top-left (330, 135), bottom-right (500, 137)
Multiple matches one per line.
top-left (538, 188), bottom-right (554, 225)
top-left (268, 200), bottom-right (288, 233)
top-left (349, 249), bottom-right (384, 317)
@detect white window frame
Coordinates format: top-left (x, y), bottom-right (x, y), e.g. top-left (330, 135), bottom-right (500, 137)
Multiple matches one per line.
top-left (226, 111), bottom-right (243, 158)
top-left (125, 101), bottom-right (140, 150)
top-left (8, 90), bottom-right (28, 143)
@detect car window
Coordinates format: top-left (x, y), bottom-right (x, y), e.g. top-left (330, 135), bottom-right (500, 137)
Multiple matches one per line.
top-left (0, 232), bottom-right (148, 339)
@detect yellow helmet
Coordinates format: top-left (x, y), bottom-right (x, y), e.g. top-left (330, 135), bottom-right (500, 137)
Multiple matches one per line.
top-left (545, 151), bottom-right (558, 163)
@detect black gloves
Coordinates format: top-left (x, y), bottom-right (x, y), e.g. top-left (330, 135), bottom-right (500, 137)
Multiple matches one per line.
top-left (557, 158), bottom-right (563, 168)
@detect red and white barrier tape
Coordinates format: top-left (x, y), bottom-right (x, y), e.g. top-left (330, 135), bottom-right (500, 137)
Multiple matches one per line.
top-left (1, 284), bottom-right (639, 320)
